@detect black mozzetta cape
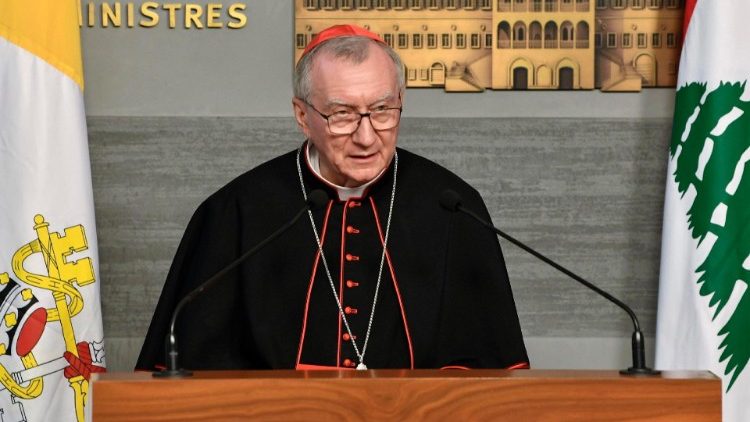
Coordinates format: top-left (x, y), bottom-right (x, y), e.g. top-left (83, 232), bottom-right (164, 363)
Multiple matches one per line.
top-left (136, 146), bottom-right (528, 371)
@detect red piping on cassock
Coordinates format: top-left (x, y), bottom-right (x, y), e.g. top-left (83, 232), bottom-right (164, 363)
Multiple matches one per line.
top-left (296, 200), bottom-right (334, 368)
top-left (369, 197), bottom-right (415, 369)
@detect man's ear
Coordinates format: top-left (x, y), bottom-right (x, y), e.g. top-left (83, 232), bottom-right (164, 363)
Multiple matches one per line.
top-left (292, 98), bottom-right (310, 138)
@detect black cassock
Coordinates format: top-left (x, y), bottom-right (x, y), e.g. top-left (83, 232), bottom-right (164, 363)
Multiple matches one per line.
top-left (136, 146), bottom-right (528, 370)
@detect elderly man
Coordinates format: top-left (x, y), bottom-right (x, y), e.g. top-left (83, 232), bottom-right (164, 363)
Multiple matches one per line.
top-left (137, 25), bottom-right (528, 371)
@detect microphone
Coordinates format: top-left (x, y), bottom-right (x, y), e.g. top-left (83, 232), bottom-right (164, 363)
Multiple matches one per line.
top-left (439, 189), bottom-right (659, 376)
top-left (154, 189), bottom-right (329, 377)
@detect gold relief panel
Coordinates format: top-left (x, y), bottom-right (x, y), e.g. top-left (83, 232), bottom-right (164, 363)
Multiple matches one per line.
top-left (294, 0), bottom-right (681, 91)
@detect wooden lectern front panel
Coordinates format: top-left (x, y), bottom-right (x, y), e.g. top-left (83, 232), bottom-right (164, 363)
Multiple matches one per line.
top-left (91, 370), bottom-right (721, 421)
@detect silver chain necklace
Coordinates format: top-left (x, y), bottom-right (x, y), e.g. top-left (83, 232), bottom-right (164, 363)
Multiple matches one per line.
top-left (296, 145), bottom-right (398, 370)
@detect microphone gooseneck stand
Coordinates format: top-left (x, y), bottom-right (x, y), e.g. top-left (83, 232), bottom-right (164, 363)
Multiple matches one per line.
top-left (439, 189), bottom-right (659, 376)
top-left (154, 189), bottom-right (330, 378)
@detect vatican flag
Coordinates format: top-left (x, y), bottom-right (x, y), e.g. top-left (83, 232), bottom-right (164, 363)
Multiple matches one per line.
top-left (0, 1), bottom-right (105, 421)
top-left (655, 0), bottom-right (750, 421)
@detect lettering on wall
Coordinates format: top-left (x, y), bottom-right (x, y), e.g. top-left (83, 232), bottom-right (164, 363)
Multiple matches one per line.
top-left (79, 2), bottom-right (248, 29)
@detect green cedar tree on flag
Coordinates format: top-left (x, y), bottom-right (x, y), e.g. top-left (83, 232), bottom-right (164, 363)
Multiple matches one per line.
top-left (0, 0), bottom-right (106, 420)
top-left (656, 0), bottom-right (750, 420)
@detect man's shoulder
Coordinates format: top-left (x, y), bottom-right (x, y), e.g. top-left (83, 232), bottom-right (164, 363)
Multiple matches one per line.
top-left (201, 149), bottom-right (299, 208)
top-left (396, 148), bottom-right (482, 199)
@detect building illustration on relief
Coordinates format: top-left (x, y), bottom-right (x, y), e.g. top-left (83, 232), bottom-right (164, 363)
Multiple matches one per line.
top-left (294, 0), bottom-right (683, 92)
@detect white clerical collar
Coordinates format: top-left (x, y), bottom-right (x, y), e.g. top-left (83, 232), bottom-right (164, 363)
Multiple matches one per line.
top-left (305, 142), bottom-right (385, 201)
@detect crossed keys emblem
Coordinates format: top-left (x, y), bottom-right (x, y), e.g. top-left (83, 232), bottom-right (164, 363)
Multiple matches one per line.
top-left (0, 215), bottom-right (104, 422)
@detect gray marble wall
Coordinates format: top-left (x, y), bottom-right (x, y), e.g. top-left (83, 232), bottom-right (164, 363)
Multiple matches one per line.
top-left (90, 116), bottom-right (670, 371)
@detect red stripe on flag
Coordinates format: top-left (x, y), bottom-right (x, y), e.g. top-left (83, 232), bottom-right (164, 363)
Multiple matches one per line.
top-left (682, 0), bottom-right (698, 45)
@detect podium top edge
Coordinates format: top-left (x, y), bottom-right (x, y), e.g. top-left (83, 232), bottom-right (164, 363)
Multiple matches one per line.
top-left (93, 369), bottom-right (718, 383)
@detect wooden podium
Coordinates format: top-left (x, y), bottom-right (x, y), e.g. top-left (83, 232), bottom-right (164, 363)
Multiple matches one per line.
top-left (91, 369), bottom-right (720, 421)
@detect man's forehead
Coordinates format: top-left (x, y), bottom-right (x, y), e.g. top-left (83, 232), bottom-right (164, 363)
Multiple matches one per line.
top-left (324, 92), bottom-right (397, 107)
top-left (309, 49), bottom-right (399, 105)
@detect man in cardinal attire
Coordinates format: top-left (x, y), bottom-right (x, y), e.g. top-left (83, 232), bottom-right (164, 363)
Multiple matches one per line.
top-left (137, 25), bottom-right (528, 371)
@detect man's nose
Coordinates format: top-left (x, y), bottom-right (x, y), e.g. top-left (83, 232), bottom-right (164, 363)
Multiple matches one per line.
top-left (352, 114), bottom-right (377, 146)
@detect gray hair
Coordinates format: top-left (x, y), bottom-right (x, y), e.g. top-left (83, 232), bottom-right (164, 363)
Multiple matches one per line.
top-left (293, 36), bottom-right (406, 102)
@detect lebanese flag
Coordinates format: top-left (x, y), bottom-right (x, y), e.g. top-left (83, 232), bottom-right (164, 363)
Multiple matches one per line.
top-left (0, 1), bottom-right (105, 421)
top-left (655, 1), bottom-right (750, 421)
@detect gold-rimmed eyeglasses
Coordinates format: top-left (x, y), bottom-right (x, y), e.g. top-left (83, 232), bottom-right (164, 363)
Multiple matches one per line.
top-left (305, 100), bottom-right (403, 135)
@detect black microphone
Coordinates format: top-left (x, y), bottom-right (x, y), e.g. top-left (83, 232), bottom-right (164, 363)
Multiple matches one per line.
top-left (154, 189), bottom-right (329, 377)
top-left (439, 189), bottom-right (659, 376)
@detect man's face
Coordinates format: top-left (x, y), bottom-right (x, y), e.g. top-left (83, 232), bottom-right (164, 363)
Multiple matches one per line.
top-left (293, 45), bottom-right (401, 188)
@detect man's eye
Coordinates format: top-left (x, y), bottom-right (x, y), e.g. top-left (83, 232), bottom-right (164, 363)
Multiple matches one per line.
top-left (372, 105), bottom-right (388, 112)
top-left (333, 110), bottom-right (354, 117)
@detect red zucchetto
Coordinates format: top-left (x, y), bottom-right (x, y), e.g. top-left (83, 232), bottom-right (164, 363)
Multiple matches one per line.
top-left (301, 24), bottom-right (386, 58)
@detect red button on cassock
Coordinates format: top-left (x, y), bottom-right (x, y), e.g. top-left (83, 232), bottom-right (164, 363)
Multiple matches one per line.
top-left (343, 359), bottom-right (355, 367)
top-left (348, 201), bottom-right (361, 208)
top-left (344, 306), bottom-right (358, 315)
top-left (346, 225), bottom-right (360, 234)
top-left (346, 280), bottom-right (359, 288)
top-left (342, 333), bottom-right (352, 341)
top-left (345, 254), bottom-right (359, 262)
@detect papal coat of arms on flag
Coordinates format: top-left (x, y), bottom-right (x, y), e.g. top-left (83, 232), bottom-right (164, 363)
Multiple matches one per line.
top-left (0, 216), bottom-right (104, 421)
top-left (0, 0), bottom-right (106, 421)
top-left (656, 0), bottom-right (750, 421)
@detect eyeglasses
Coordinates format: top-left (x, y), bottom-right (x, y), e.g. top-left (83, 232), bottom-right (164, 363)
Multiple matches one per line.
top-left (305, 100), bottom-right (403, 135)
